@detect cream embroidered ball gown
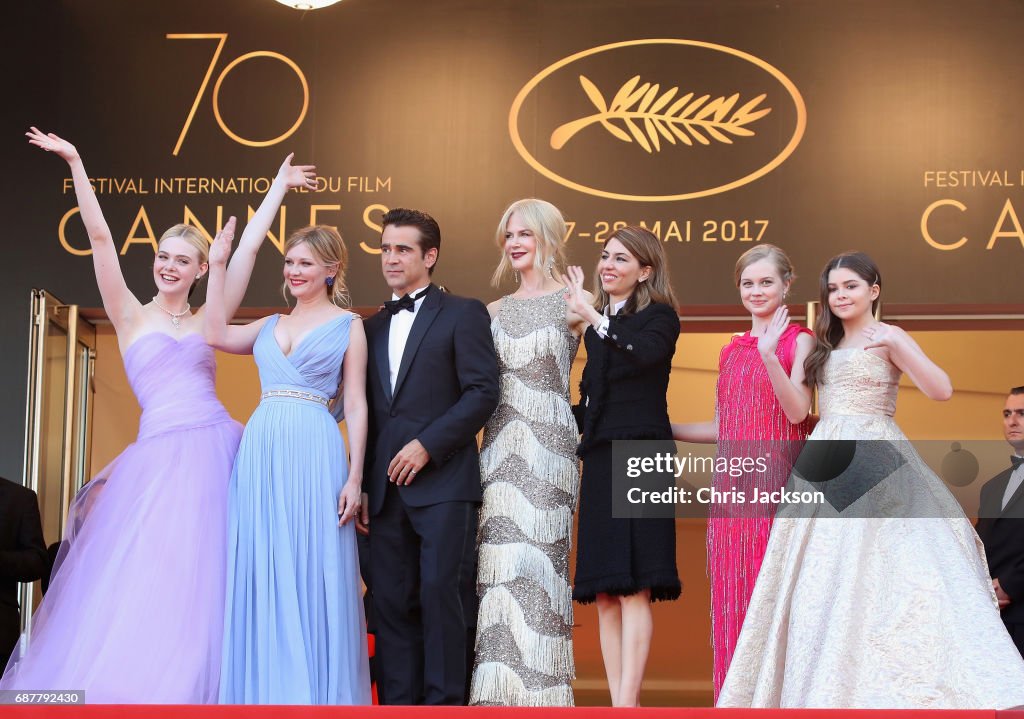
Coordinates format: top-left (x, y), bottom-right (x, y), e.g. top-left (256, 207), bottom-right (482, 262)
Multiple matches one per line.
top-left (718, 348), bottom-right (1024, 709)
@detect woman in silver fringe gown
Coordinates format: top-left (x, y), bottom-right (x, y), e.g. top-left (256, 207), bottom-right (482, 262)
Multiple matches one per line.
top-left (469, 199), bottom-right (587, 705)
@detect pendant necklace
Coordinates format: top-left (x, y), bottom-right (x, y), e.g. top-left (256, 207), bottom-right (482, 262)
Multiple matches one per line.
top-left (152, 296), bottom-right (190, 329)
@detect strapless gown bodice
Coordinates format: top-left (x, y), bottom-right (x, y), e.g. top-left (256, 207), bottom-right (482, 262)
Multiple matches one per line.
top-left (818, 348), bottom-right (899, 417)
top-left (125, 333), bottom-right (232, 440)
top-left (814, 349), bottom-right (903, 441)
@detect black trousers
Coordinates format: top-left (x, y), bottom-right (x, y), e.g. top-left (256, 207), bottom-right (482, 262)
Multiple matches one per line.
top-left (370, 483), bottom-right (477, 705)
top-left (0, 606), bottom-right (20, 669)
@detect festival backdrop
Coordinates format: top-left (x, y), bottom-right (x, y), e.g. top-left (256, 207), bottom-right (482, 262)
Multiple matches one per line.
top-left (2, 0), bottom-right (1023, 481)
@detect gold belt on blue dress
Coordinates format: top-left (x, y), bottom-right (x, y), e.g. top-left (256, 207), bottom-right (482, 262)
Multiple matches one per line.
top-left (260, 389), bottom-right (329, 407)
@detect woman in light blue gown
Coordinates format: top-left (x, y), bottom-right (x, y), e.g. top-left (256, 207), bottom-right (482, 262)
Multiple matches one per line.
top-left (205, 224), bottom-right (371, 705)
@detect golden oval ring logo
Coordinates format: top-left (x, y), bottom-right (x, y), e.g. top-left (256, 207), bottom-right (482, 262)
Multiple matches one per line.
top-left (509, 39), bottom-right (807, 202)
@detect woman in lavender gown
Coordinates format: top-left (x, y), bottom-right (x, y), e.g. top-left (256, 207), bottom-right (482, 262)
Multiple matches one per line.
top-left (0, 128), bottom-right (314, 703)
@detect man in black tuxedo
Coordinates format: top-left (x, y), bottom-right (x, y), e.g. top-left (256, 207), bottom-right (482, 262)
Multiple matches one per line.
top-left (0, 477), bottom-right (48, 666)
top-left (976, 386), bottom-right (1024, 657)
top-left (359, 208), bottom-right (498, 704)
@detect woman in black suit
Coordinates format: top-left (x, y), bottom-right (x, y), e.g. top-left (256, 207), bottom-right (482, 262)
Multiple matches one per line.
top-left (563, 225), bottom-right (681, 707)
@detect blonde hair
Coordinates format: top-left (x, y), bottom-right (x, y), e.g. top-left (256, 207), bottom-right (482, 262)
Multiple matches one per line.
top-left (158, 224), bottom-right (208, 263)
top-left (490, 198), bottom-right (568, 287)
top-left (158, 224), bottom-right (208, 295)
top-left (733, 243), bottom-right (795, 286)
top-left (591, 225), bottom-right (678, 315)
top-left (281, 225), bottom-right (350, 306)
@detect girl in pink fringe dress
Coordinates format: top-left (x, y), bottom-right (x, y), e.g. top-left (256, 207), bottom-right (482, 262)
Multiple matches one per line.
top-left (672, 244), bottom-right (813, 701)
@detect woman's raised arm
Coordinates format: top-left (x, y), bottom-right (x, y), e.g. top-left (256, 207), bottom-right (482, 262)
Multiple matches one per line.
top-left (27, 127), bottom-right (140, 333)
top-left (215, 153), bottom-right (316, 318)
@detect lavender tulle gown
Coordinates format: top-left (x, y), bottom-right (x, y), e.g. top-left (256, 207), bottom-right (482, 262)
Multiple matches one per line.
top-left (0, 332), bottom-right (242, 703)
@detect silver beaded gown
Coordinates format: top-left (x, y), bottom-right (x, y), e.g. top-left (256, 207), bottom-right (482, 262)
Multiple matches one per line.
top-left (469, 290), bottom-right (581, 706)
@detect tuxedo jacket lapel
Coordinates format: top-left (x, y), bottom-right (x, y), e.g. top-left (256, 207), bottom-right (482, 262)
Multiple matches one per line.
top-left (373, 312), bottom-right (393, 404)
top-left (979, 470), bottom-right (1010, 521)
top-left (1000, 470), bottom-right (1024, 518)
top-left (393, 284), bottom-right (441, 402)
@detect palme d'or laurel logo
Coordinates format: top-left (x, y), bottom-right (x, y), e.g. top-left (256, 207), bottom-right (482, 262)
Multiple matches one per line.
top-left (551, 76), bottom-right (771, 152)
top-left (509, 39), bottom-right (807, 202)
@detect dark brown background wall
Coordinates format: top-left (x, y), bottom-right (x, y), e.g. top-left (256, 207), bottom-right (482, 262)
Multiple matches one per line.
top-left (2, 0), bottom-right (1023, 482)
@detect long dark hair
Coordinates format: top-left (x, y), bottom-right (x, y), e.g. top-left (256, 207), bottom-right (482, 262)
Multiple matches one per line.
top-left (803, 251), bottom-right (881, 388)
top-left (590, 225), bottom-right (679, 315)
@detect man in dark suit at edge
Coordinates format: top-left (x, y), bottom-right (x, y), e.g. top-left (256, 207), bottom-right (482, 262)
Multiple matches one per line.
top-left (359, 208), bottom-right (498, 704)
top-left (0, 477), bottom-right (48, 667)
top-left (977, 386), bottom-right (1024, 657)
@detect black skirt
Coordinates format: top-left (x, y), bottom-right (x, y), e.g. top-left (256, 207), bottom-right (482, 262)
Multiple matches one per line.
top-left (573, 442), bottom-right (681, 604)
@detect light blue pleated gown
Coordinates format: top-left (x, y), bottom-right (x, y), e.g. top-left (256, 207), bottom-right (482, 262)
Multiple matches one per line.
top-left (219, 313), bottom-right (370, 705)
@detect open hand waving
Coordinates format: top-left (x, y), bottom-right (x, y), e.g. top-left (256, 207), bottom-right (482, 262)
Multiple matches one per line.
top-left (277, 152), bottom-right (317, 191)
top-left (26, 127), bottom-right (79, 163)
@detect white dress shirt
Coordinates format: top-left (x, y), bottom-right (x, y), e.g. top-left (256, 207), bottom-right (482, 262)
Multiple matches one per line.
top-left (388, 284), bottom-right (430, 392)
top-left (594, 298), bottom-right (628, 338)
top-left (1002, 455), bottom-right (1024, 510)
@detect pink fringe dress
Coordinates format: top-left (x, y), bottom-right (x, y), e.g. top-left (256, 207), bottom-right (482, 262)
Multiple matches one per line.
top-left (708, 324), bottom-right (811, 700)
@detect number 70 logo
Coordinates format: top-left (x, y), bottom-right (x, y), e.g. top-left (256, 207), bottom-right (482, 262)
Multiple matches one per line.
top-left (167, 33), bottom-right (309, 156)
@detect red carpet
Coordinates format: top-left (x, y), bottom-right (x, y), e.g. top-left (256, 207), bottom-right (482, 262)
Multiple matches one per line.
top-left (0, 707), bottom-right (1017, 718)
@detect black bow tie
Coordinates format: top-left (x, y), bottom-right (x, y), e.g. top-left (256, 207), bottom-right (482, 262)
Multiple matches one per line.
top-left (1012, 456), bottom-right (1024, 470)
top-left (384, 287), bottom-right (428, 315)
